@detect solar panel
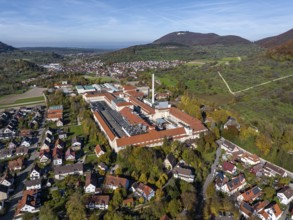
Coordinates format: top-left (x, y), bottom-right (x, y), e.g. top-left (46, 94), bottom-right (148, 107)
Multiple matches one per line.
top-left (252, 187), bottom-right (260, 195)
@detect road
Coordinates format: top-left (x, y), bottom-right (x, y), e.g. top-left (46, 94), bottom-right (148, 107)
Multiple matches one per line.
top-left (202, 147), bottom-right (222, 199)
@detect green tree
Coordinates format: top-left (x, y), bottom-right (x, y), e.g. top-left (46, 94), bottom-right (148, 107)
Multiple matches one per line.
top-left (39, 204), bottom-right (58, 220)
top-left (167, 199), bottom-right (182, 218)
top-left (66, 192), bottom-right (86, 220)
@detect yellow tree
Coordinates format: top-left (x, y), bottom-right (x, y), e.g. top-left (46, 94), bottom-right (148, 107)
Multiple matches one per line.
top-left (255, 134), bottom-right (272, 156)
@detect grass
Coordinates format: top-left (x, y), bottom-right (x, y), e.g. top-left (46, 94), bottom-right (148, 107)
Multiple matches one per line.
top-left (84, 75), bottom-right (117, 83)
top-left (68, 125), bottom-right (83, 137)
top-left (14, 96), bottom-right (44, 104)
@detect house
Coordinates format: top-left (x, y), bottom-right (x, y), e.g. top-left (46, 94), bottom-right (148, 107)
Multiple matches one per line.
top-left (15, 190), bottom-right (41, 217)
top-left (15, 147), bottom-right (29, 156)
top-left (223, 116), bottom-right (240, 130)
top-left (7, 141), bottom-right (17, 149)
top-left (239, 202), bottom-right (254, 219)
top-left (55, 139), bottom-right (65, 149)
top-left (95, 145), bottom-right (105, 158)
top-left (47, 105), bottom-right (63, 122)
top-left (217, 138), bottom-right (240, 154)
top-left (24, 179), bottom-right (42, 190)
top-left (215, 171), bottom-right (229, 191)
top-left (98, 162), bottom-right (108, 171)
top-left (58, 131), bottom-right (67, 140)
top-left (40, 140), bottom-right (51, 150)
top-left (258, 202), bottom-right (283, 220)
top-left (263, 162), bottom-right (287, 177)
top-left (250, 163), bottom-right (263, 177)
top-left (54, 163), bottom-right (83, 180)
top-left (71, 137), bottom-right (82, 151)
top-left (103, 175), bottom-right (129, 190)
top-left (86, 195), bottom-right (109, 210)
top-left (0, 171), bottom-right (14, 187)
top-left (46, 127), bottom-right (54, 136)
top-left (220, 174), bottom-right (246, 195)
top-left (164, 153), bottom-right (177, 170)
top-left (241, 153), bottom-right (260, 166)
top-left (277, 186), bottom-right (293, 205)
top-left (20, 137), bottom-right (31, 147)
top-left (0, 185), bottom-right (9, 201)
top-left (253, 200), bottom-right (269, 214)
top-left (30, 165), bottom-right (41, 180)
top-left (237, 186), bottom-right (262, 203)
top-left (0, 148), bottom-right (14, 160)
top-left (52, 147), bottom-right (63, 166)
top-left (84, 172), bottom-right (97, 194)
top-left (65, 148), bottom-right (75, 161)
top-left (173, 165), bottom-right (195, 183)
top-left (131, 182), bottom-right (155, 201)
top-left (8, 157), bottom-right (23, 171)
top-left (222, 161), bottom-right (237, 175)
top-left (56, 119), bottom-right (63, 127)
top-left (39, 149), bottom-right (51, 163)
top-left (123, 198), bottom-right (134, 207)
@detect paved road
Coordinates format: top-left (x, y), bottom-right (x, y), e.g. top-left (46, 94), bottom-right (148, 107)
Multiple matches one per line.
top-left (202, 147), bottom-right (222, 199)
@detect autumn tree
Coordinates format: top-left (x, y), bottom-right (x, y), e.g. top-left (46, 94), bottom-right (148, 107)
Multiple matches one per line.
top-left (66, 192), bottom-right (86, 220)
top-left (255, 133), bottom-right (272, 156)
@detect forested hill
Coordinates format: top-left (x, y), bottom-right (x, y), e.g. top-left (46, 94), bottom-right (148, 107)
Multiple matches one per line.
top-left (0, 41), bottom-right (16, 53)
top-left (153, 31), bottom-right (251, 46)
top-left (256, 28), bottom-right (293, 48)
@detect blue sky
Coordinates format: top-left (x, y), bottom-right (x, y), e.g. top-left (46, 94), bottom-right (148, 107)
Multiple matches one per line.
top-left (0, 0), bottom-right (292, 48)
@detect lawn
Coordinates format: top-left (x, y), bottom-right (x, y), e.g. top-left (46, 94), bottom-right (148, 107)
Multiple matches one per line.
top-left (68, 125), bottom-right (84, 137)
top-left (14, 96), bottom-right (44, 104)
top-left (84, 75), bottom-right (117, 83)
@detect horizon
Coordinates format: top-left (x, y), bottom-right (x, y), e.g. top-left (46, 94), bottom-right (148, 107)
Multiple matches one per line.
top-left (1, 0), bottom-right (293, 48)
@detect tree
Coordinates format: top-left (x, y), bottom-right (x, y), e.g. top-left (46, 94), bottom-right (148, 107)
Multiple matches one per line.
top-left (167, 199), bottom-right (182, 218)
top-left (181, 191), bottom-right (197, 211)
top-left (255, 134), bottom-right (272, 156)
top-left (139, 173), bottom-right (148, 184)
top-left (39, 204), bottom-right (58, 220)
top-left (66, 192), bottom-right (86, 220)
top-left (263, 186), bottom-right (275, 200)
top-left (111, 189), bottom-right (123, 208)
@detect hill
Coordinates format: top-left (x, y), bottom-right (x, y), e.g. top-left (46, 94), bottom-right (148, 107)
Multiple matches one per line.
top-left (256, 28), bottom-right (293, 48)
top-left (267, 40), bottom-right (293, 61)
top-left (0, 41), bottom-right (16, 53)
top-left (153, 31), bottom-right (251, 46)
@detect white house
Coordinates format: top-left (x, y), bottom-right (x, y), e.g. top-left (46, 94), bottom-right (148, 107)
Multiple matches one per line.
top-left (131, 182), bottom-right (155, 201)
top-left (84, 172), bottom-right (97, 194)
top-left (24, 179), bottom-right (42, 190)
top-left (20, 138), bottom-right (31, 147)
top-left (30, 165), bottom-right (41, 180)
top-left (220, 174), bottom-right (246, 195)
top-left (217, 137), bottom-right (240, 154)
top-left (54, 163), bottom-right (83, 180)
top-left (258, 203), bottom-right (283, 220)
top-left (15, 190), bottom-right (40, 217)
top-left (173, 165), bottom-right (194, 183)
top-left (86, 195), bottom-right (109, 210)
top-left (240, 153), bottom-right (260, 166)
top-left (277, 186), bottom-right (293, 205)
top-left (0, 171), bottom-right (14, 187)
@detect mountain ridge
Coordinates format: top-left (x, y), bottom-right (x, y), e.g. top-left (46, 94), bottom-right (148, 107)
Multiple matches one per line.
top-left (256, 29), bottom-right (293, 48)
top-left (0, 41), bottom-right (16, 53)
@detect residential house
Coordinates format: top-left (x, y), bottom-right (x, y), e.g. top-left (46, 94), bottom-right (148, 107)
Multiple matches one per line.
top-left (123, 198), bottom-right (134, 207)
top-left (217, 138), bottom-right (240, 155)
top-left (103, 175), bottom-right (129, 190)
top-left (24, 179), bottom-right (42, 190)
top-left (40, 140), bottom-right (51, 150)
top-left (220, 174), bottom-right (246, 195)
top-left (30, 165), bottom-right (41, 180)
top-left (241, 153), bottom-right (260, 166)
top-left (46, 128), bottom-right (54, 136)
top-left (86, 195), bottom-right (109, 210)
top-left (55, 139), bottom-right (65, 149)
top-left (39, 149), bottom-right (51, 163)
top-left (14, 190), bottom-right (41, 217)
top-left (0, 171), bottom-right (14, 187)
top-left (131, 182), bottom-right (155, 201)
top-left (215, 171), bottom-right (229, 191)
top-left (54, 163), bottom-right (83, 180)
top-left (15, 147), bottom-right (29, 156)
top-left (263, 162), bottom-right (287, 178)
top-left (173, 165), bottom-right (195, 183)
top-left (71, 137), bottom-right (82, 151)
top-left (52, 147), bottom-right (63, 166)
top-left (65, 148), bottom-right (75, 161)
top-left (0, 148), bottom-right (14, 160)
top-left (237, 186), bottom-right (262, 203)
top-left (164, 153), bottom-right (177, 170)
top-left (258, 202), bottom-right (283, 220)
top-left (95, 145), bottom-right (105, 158)
top-left (56, 119), bottom-right (63, 127)
top-left (222, 161), bottom-right (237, 175)
top-left (250, 163), bottom-right (264, 177)
top-left (58, 131), bottom-right (67, 140)
top-left (98, 162), bottom-right (108, 171)
top-left (47, 105), bottom-right (63, 122)
top-left (0, 185), bottom-right (9, 201)
top-left (7, 141), bottom-right (17, 149)
top-left (8, 157), bottom-right (23, 171)
top-left (84, 172), bottom-right (97, 194)
top-left (239, 202), bottom-right (254, 219)
top-left (277, 186), bottom-right (293, 205)
top-left (223, 117), bottom-right (240, 130)
top-left (20, 137), bottom-right (31, 148)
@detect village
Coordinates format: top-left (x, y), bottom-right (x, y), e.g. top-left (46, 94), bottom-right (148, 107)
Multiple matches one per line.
top-left (0, 78), bottom-right (292, 220)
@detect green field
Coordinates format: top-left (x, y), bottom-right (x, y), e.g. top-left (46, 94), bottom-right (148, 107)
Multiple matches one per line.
top-left (84, 75), bottom-right (117, 83)
top-left (14, 96), bottom-right (44, 104)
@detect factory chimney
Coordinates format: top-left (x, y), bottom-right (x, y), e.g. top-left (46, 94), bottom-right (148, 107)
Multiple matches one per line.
top-left (152, 74), bottom-right (155, 104)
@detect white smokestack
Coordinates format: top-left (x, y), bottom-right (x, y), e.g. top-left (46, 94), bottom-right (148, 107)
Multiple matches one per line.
top-left (152, 74), bottom-right (155, 104)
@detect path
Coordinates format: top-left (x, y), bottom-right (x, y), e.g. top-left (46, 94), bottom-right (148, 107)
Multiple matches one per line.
top-left (202, 147), bottom-right (222, 199)
top-left (217, 71), bottom-right (293, 96)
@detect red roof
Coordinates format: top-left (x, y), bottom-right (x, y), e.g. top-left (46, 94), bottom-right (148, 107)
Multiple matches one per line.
top-left (125, 90), bottom-right (144, 98)
top-left (128, 96), bottom-right (155, 115)
top-left (93, 111), bottom-right (116, 141)
top-left (222, 161), bottom-right (235, 173)
top-left (116, 127), bottom-right (186, 147)
top-left (104, 175), bottom-right (128, 188)
top-left (119, 107), bottom-right (150, 127)
top-left (123, 85), bottom-right (137, 91)
top-left (95, 144), bottom-right (104, 155)
top-left (169, 107), bottom-right (206, 131)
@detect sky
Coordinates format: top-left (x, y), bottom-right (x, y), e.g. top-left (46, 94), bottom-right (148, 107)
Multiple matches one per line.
top-left (0, 0), bottom-right (292, 48)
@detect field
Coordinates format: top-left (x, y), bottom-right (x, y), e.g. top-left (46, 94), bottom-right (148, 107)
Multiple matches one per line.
top-left (0, 87), bottom-right (46, 109)
top-left (83, 75), bottom-right (118, 83)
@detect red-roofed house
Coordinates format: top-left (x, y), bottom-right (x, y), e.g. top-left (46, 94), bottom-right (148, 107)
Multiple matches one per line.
top-left (131, 182), bottom-right (155, 201)
top-left (95, 145), bottom-right (105, 158)
top-left (222, 161), bottom-right (237, 174)
top-left (103, 175), bottom-right (129, 190)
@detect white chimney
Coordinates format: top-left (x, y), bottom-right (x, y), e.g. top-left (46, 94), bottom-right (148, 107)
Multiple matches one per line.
top-left (152, 74), bottom-right (155, 104)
